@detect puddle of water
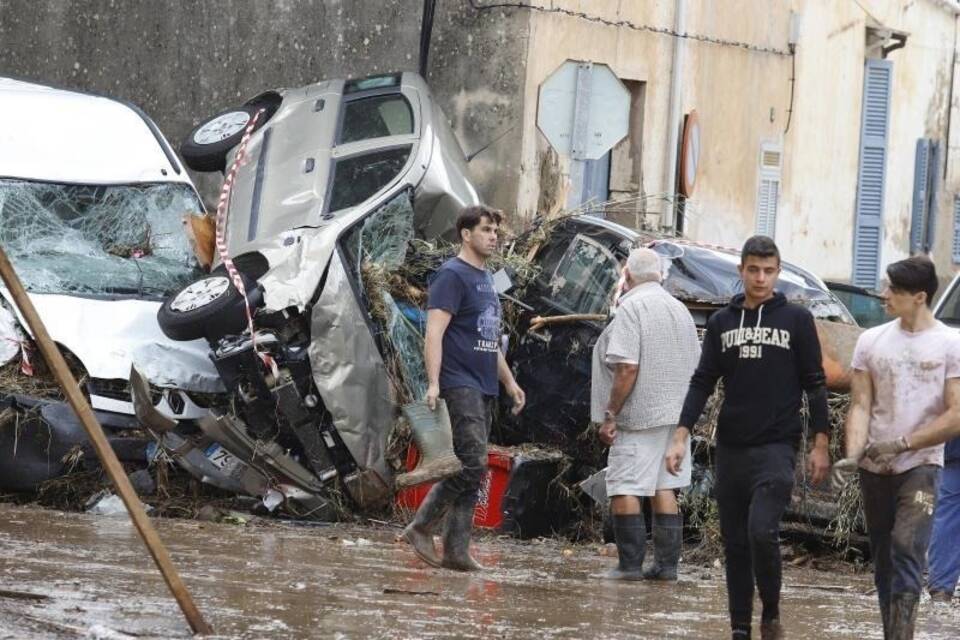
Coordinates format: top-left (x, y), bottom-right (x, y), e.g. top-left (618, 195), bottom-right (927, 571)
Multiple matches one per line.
top-left (0, 503), bottom-right (957, 639)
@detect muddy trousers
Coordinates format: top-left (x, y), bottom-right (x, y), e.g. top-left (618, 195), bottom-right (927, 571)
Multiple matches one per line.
top-left (715, 442), bottom-right (796, 635)
top-left (412, 387), bottom-right (493, 531)
top-left (860, 466), bottom-right (940, 633)
top-left (928, 460), bottom-right (960, 596)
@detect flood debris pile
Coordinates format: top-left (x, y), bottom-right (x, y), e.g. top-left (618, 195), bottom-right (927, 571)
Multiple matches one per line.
top-left (0, 187), bottom-right (868, 557)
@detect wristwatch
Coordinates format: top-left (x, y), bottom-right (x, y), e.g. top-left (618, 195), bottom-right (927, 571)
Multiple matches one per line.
top-left (603, 409), bottom-right (617, 421)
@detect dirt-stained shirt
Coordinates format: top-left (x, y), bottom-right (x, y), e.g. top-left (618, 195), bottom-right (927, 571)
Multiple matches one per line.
top-left (852, 319), bottom-right (960, 474)
top-left (590, 282), bottom-right (700, 429)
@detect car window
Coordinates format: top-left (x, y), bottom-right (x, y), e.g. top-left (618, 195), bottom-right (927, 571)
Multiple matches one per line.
top-left (827, 285), bottom-right (887, 328)
top-left (548, 235), bottom-right (620, 315)
top-left (328, 146), bottom-right (412, 212)
top-left (339, 95), bottom-right (414, 144)
top-left (936, 278), bottom-right (960, 328)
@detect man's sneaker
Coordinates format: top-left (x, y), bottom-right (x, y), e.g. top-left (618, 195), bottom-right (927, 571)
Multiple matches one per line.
top-left (759, 618), bottom-right (784, 639)
top-left (929, 590), bottom-right (953, 604)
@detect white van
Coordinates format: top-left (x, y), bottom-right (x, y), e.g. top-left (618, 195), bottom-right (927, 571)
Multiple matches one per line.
top-left (0, 78), bottom-right (220, 487)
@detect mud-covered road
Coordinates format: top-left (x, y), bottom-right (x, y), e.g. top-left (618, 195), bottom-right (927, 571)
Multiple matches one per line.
top-left (0, 504), bottom-right (956, 639)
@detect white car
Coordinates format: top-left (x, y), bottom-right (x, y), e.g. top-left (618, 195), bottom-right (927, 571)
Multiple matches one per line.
top-left (0, 78), bottom-right (222, 488)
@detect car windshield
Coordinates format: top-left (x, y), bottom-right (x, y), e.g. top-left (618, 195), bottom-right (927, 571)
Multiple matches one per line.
top-left (0, 179), bottom-right (202, 297)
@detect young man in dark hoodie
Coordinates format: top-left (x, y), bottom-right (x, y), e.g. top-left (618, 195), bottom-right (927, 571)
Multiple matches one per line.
top-left (665, 235), bottom-right (831, 640)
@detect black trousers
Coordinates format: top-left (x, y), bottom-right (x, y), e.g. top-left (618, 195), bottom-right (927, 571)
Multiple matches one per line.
top-left (715, 441), bottom-right (797, 630)
top-left (860, 465), bottom-right (940, 612)
top-left (425, 387), bottom-right (494, 513)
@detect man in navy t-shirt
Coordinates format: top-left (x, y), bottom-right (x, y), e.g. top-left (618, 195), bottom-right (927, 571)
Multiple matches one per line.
top-left (402, 205), bottom-right (525, 571)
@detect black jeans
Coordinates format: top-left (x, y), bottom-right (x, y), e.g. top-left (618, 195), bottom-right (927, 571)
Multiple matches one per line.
top-left (715, 441), bottom-right (797, 630)
top-left (428, 387), bottom-right (494, 512)
top-left (860, 465), bottom-right (940, 611)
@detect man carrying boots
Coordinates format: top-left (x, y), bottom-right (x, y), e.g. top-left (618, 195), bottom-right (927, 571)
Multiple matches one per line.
top-left (402, 205), bottom-right (526, 571)
top-left (666, 235), bottom-right (831, 640)
top-left (833, 256), bottom-right (960, 638)
top-left (591, 247), bottom-right (700, 581)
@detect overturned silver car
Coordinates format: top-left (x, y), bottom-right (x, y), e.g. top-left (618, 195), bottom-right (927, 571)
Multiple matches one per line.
top-left (137, 72), bottom-right (479, 515)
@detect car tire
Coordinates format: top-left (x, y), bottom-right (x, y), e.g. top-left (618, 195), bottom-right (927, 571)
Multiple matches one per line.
top-left (158, 273), bottom-right (261, 342)
top-left (180, 93), bottom-right (281, 172)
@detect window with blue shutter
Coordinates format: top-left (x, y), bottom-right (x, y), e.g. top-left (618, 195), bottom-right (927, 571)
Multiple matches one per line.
top-left (952, 197), bottom-right (960, 263)
top-left (911, 138), bottom-right (941, 255)
top-left (852, 58), bottom-right (892, 289)
top-left (755, 144), bottom-right (782, 238)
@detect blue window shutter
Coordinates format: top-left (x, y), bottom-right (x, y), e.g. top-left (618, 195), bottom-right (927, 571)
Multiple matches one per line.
top-left (911, 139), bottom-right (931, 254)
top-left (924, 141), bottom-right (941, 253)
top-left (852, 58), bottom-right (892, 288)
top-left (952, 197), bottom-right (960, 263)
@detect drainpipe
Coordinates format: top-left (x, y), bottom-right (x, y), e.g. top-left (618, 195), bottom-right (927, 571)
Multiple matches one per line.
top-left (663, 0), bottom-right (686, 231)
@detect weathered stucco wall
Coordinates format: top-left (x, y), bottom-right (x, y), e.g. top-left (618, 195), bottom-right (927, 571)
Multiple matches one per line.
top-left (513, 0), bottom-right (959, 285)
top-left (677, 0), bottom-right (794, 249)
top-left (0, 0), bottom-right (529, 215)
top-left (515, 1), bottom-right (676, 221)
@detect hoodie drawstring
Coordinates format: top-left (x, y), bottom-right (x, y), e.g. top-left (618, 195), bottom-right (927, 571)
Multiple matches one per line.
top-left (738, 304), bottom-right (765, 332)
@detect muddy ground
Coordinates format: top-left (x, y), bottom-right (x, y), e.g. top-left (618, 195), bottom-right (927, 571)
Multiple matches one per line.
top-left (0, 504), bottom-right (957, 639)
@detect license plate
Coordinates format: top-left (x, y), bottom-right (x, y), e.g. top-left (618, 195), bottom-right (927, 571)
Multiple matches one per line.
top-left (204, 443), bottom-right (239, 472)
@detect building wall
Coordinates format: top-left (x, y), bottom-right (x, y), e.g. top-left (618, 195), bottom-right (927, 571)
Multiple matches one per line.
top-left (511, 0), bottom-right (959, 285)
top-left (0, 0), bottom-right (530, 213)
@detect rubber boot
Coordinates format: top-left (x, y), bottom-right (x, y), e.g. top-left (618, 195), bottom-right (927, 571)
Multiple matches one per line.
top-left (402, 484), bottom-right (449, 568)
top-left (643, 512), bottom-right (682, 581)
top-left (441, 499), bottom-right (483, 571)
top-left (597, 513), bottom-right (645, 581)
top-left (888, 593), bottom-right (919, 640)
top-left (396, 400), bottom-right (462, 488)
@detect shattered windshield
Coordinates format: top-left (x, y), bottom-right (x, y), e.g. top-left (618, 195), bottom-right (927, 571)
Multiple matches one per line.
top-left (0, 180), bottom-right (202, 297)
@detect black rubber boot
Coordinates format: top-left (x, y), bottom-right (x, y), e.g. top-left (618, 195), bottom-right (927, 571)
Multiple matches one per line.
top-left (759, 619), bottom-right (784, 640)
top-left (402, 483), bottom-right (449, 568)
top-left (599, 513), bottom-right (645, 581)
top-left (888, 593), bottom-right (919, 640)
top-left (643, 512), bottom-right (682, 581)
top-left (441, 499), bottom-right (483, 571)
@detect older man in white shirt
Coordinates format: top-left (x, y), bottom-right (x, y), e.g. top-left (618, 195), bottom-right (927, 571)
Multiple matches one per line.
top-left (591, 247), bottom-right (700, 581)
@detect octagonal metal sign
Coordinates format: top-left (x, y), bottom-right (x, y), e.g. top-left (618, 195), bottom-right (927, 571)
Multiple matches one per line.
top-left (537, 61), bottom-right (630, 160)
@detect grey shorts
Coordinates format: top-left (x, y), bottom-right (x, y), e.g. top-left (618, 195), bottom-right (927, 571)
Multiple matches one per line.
top-left (605, 424), bottom-right (691, 497)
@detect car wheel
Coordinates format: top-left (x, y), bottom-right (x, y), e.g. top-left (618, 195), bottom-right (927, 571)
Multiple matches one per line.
top-left (180, 93), bottom-right (281, 172)
top-left (157, 274), bottom-right (260, 341)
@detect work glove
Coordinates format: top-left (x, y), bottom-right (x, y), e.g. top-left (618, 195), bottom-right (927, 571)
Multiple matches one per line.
top-left (864, 436), bottom-right (910, 461)
top-left (831, 457), bottom-right (860, 491)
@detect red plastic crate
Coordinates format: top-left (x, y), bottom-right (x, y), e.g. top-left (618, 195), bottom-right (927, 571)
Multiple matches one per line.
top-left (395, 445), bottom-right (513, 529)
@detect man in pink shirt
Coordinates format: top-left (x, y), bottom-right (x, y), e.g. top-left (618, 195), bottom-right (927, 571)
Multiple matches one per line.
top-left (834, 256), bottom-right (960, 639)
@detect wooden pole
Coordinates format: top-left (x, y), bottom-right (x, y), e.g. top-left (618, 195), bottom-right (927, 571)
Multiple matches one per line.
top-left (0, 246), bottom-right (213, 636)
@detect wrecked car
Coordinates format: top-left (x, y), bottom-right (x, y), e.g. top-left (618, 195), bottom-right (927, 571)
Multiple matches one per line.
top-left (0, 78), bottom-right (222, 490)
top-left (498, 215), bottom-right (864, 542)
top-left (500, 214), bottom-right (855, 454)
top-left (142, 72), bottom-right (479, 516)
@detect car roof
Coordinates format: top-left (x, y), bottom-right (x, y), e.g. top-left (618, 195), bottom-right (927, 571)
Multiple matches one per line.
top-left (563, 215), bottom-right (853, 321)
top-left (0, 77), bottom-right (187, 185)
